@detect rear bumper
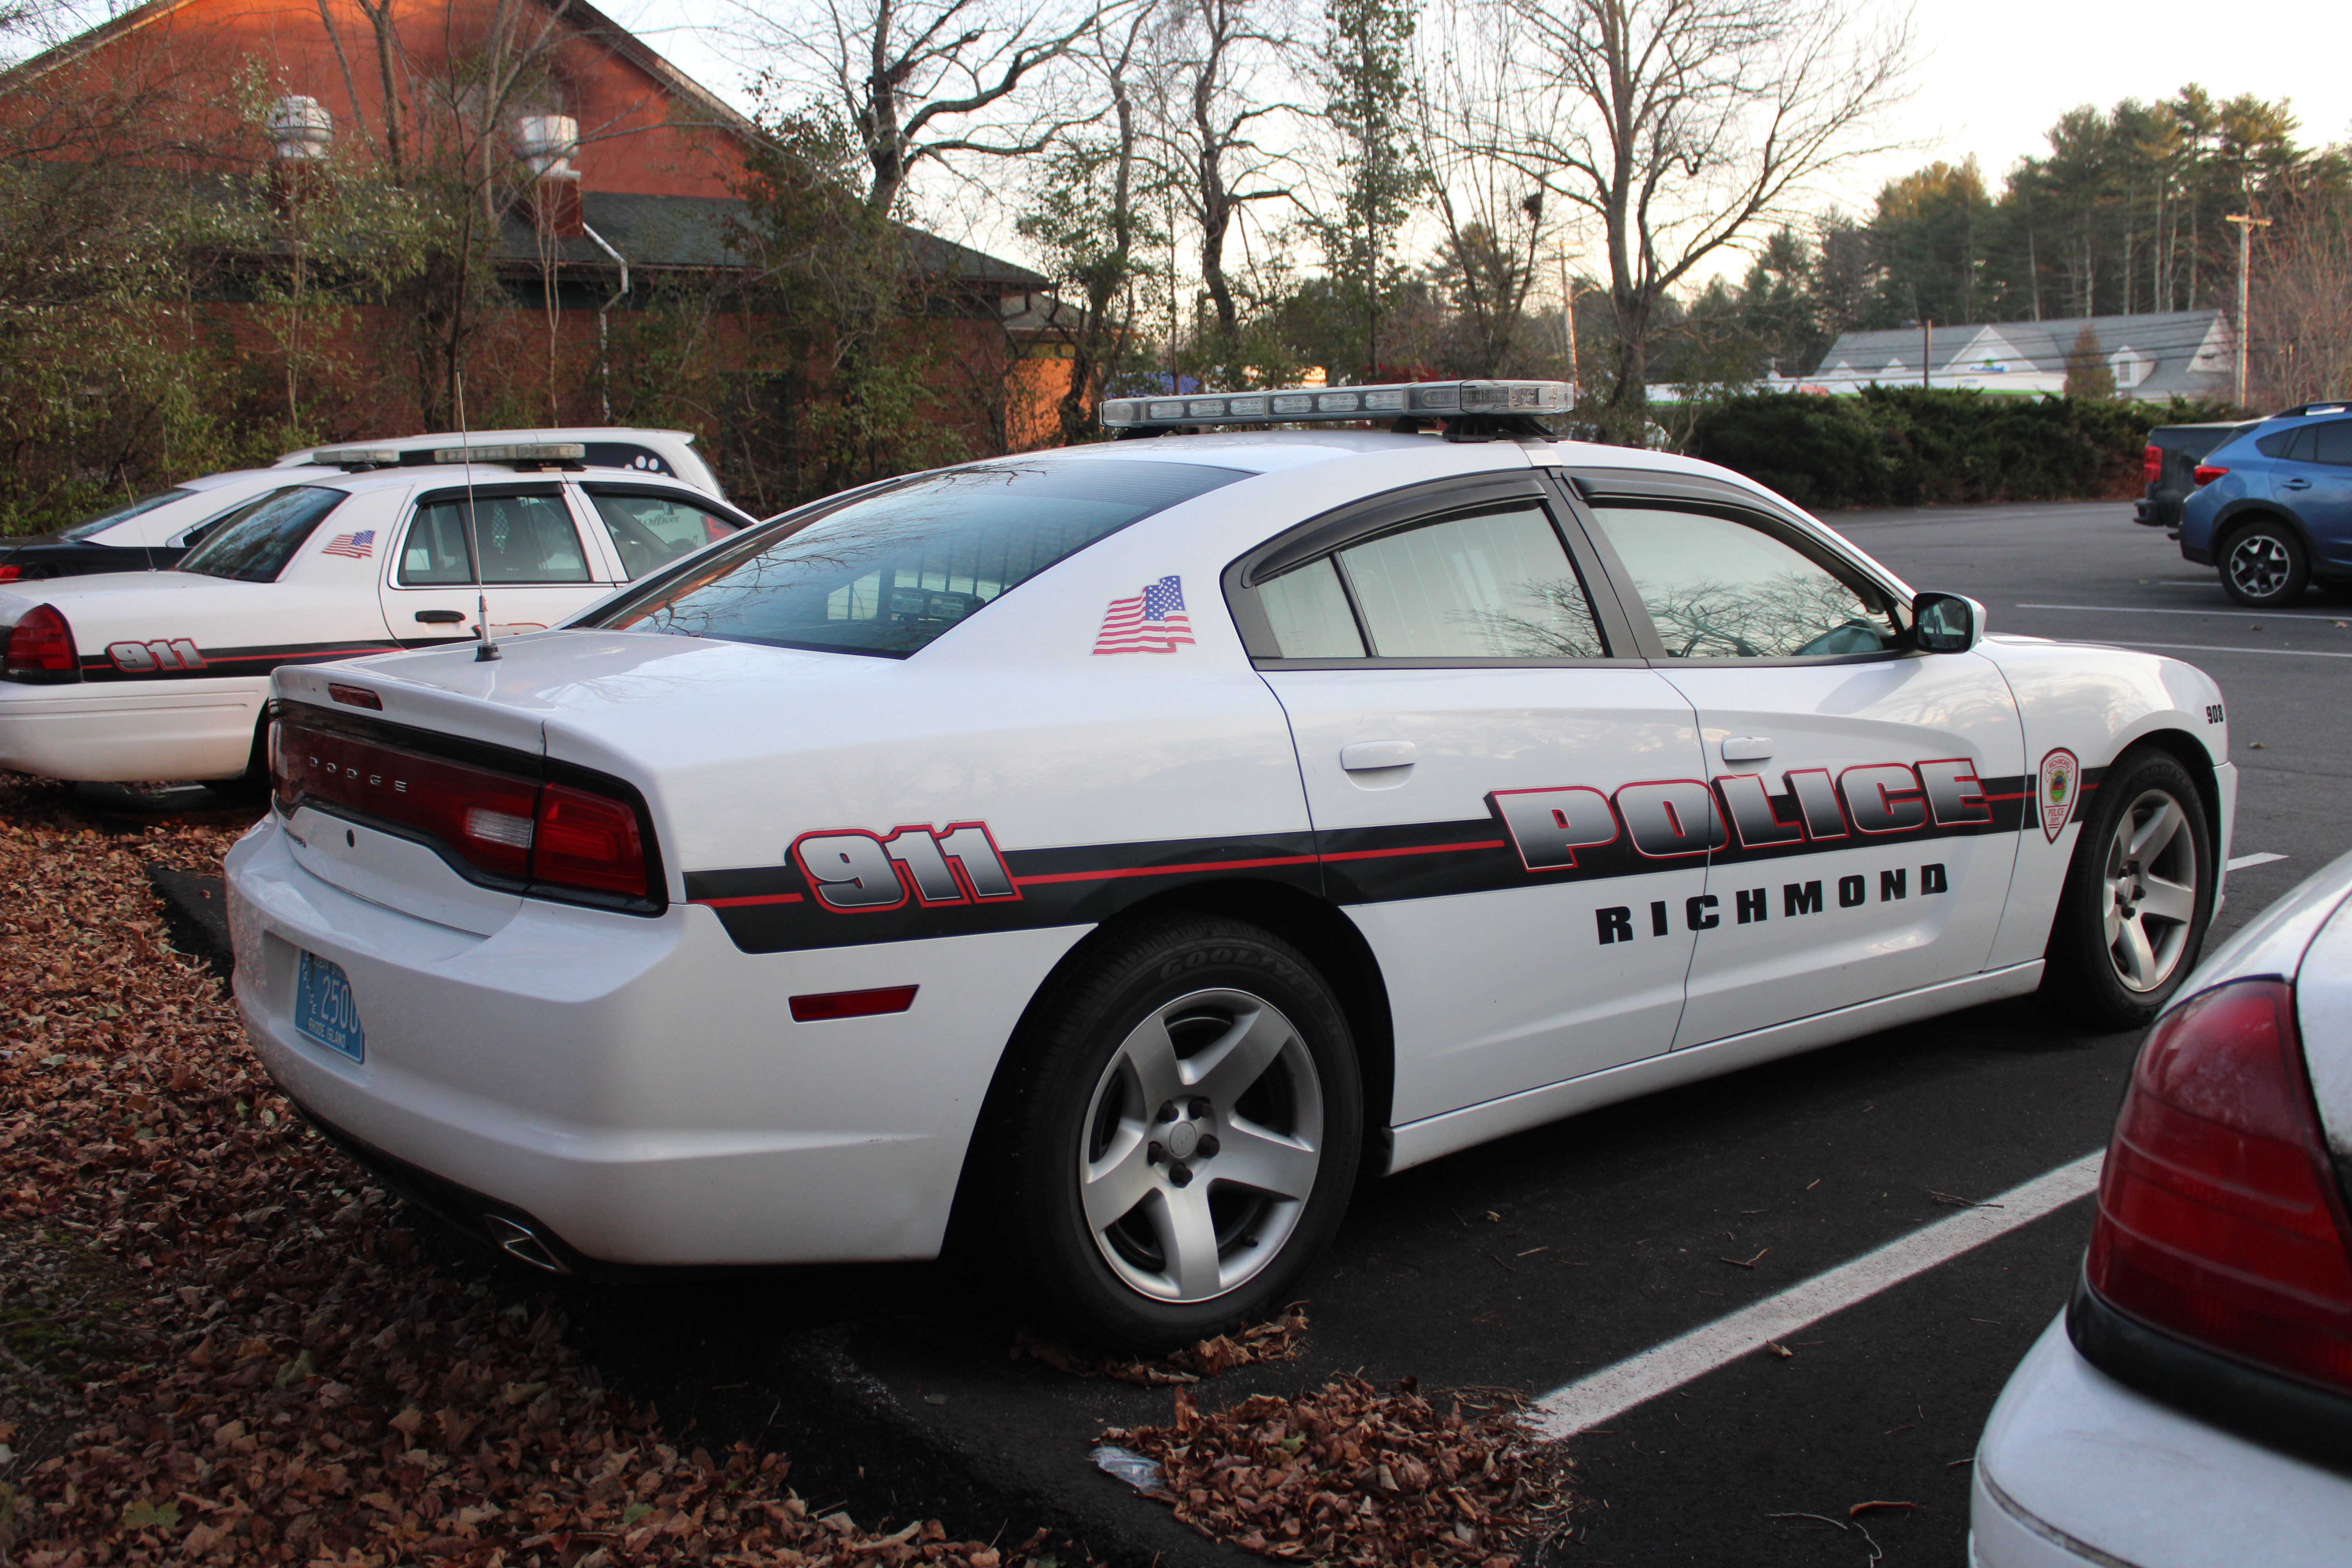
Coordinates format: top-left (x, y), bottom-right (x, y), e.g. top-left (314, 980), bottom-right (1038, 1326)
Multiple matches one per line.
top-left (225, 814), bottom-right (1085, 1267)
top-left (0, 675), bottom-right (264, 780)
top-left (1970, 1315), bottom-right (2352, 1568)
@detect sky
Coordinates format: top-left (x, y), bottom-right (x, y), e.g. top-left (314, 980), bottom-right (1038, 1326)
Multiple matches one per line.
top-left (607, 0), bottom-right (2352, 278)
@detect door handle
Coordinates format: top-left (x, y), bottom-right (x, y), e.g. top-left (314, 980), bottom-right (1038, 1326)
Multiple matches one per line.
top-left (2281, 477), bottom-right (2313, 490)
top-left (1341, 740), bottom-right (1418, 771)
top-left (415, 609), bottom-right (466, 624)
top-left (1720, 737), bottom-right (1775, 763)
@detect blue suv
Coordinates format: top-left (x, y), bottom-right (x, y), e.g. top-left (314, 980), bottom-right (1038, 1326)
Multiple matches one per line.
top-left (2179, 403), bottom-right (2352, 606)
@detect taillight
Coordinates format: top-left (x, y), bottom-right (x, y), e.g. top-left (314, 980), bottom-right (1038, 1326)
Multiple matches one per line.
top-left (271, 712), bottom-right (654, 904)
top-left (532, 784), bottom-right (647, 897)
top-left (2087, 980), bottom-right (2352, 1395)
top-left (2192, 464), bottom-right (2229, 486)
top-left (4, 604), bottom-right (79, 681)
top-left (0, 563), bottom-right (22, 583)
top-left (2143, 444), bottom-right (2163, 485)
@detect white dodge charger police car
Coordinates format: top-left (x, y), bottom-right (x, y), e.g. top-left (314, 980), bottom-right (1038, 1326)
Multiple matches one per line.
top-left (0, 444), bottom-right (751, 784)
top-left (220, 383), bottom-right (2236, 1347)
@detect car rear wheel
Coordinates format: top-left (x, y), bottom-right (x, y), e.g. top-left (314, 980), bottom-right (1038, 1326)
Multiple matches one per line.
top-left (2042, 749), bottom-right (2214, 1030)
top-left (995, 915), bottom-right (1361, 1350)
top-left (2219, 520), bottom-right (2309, 607)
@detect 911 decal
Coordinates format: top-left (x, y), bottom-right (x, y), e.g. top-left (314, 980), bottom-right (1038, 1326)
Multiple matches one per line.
top-left (790, 822), bottom-right (1020, 913)
top-left (107, 638), bottom-right (206, 673)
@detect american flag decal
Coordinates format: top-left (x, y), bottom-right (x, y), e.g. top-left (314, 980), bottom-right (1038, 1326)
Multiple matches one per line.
top-left (321, 529), bottom-right (377, 559)
top-left (1093, 574), bottom-right (1194, 655)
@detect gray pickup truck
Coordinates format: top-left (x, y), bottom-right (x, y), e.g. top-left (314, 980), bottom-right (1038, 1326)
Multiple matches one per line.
top-left (2136, 420), bottom-right (2255, 533)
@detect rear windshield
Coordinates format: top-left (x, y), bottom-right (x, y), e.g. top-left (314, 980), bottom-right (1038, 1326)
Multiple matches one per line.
top-left (60, 488), bottom-right (193, 541)
top-left (588, 459), bottom-right (1244, 657)
top-left (180, 486), bottom-right (348, 582)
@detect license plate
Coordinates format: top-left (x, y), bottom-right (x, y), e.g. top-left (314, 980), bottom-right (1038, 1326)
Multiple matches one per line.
top-left (294, 950), bottom-right (365, 1063)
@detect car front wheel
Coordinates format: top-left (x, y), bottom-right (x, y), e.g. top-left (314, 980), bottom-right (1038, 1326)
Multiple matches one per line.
top-left (2042, 749), bottom-right (2214, 1029)
top-left (2220, 520), bottom-right (2309, 607)
top-left (996, 915), bottom-right (1362, 1350)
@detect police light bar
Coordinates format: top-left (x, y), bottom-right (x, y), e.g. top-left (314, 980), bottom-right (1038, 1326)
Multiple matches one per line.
top-left (1098, 379), bottom-right (1572, 428)
top-left (430, 442), bottom-right (588, 465)
top-left (310, 448), bottom-right (404, 468)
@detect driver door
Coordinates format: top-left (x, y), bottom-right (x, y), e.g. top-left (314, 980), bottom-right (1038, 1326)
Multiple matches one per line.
top-left (1573, 491), bottom-right (2026, 1049)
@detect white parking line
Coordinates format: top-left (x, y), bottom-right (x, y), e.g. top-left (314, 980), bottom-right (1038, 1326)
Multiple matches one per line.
top-left (1531, 1151), bottom-right (2106, 1440)
top-left (2230, 852), bottom-right (2289, 871)
top-left (2101, 640), bottom-right (2352, 660)
top-left (2017, 603), bottom-right (2352, 623)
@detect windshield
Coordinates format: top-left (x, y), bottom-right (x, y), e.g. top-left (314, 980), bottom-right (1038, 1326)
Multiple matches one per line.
top-left (179, 486), bottom-right (348, 582)
top-left (60, 488), bottom-right (194, 541)
top-left (589, 459), bottom-right (1245, 657)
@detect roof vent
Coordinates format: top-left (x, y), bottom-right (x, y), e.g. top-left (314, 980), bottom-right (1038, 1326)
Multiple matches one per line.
top-left (266, 96), bottom-right (333, 160)
top-left (514, 115), bottom-right (578, 176)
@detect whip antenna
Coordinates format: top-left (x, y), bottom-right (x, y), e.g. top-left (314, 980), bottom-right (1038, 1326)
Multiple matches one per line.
top-left (454, 371), bottom-right (500, 662)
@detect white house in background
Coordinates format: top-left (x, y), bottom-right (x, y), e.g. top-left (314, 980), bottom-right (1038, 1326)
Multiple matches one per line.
top-left (1798, 309), bottom-right (2234, 400)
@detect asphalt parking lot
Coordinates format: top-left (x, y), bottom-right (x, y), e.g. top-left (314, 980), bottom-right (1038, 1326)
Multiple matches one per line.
top-left (142, 499), bottom-right (2348, 1565)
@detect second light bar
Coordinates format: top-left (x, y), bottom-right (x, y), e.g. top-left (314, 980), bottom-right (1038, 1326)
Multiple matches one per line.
top-left (1099, 379), bottom-right (1572, 428)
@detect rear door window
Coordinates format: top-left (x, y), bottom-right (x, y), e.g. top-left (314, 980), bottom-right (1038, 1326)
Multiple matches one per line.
top-left (590, 459), bottom-right (1244, 657)
top-left (179, 487), bottom-right (348, 582)
top-left (2310, 420), bottom-right (2352, 466)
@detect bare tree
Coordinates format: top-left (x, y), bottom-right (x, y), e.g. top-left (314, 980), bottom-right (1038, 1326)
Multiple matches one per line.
top-left (755, 0), bottom-right (1105, 215)
top-left (1147, 0), bottom-right (1293, 343)
top-left (1018, 3), bottom-right (1162, 439)
top-left (2252, 192), bottom-right (2352, 406)
top-left (1476, 0), bottom-right (1913, 426)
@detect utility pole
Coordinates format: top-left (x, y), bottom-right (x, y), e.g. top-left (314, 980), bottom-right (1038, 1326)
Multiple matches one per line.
top-left (2225, 213), bottom-right (2271, 408)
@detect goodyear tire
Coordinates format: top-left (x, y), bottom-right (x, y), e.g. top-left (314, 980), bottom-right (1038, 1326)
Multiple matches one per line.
top-left (2042, 748), bottom-right (2214, 1031)
top-left (996, 915), bottom-right (1361, 1350)
top-left (2219, 519), bottom-right (2310, 608)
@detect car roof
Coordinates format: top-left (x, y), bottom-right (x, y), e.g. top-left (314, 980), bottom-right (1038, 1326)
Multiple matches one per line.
top-left (967, 429), bottom-right (1749, 484)
top-left (282, 464), bottom-right (724, 495)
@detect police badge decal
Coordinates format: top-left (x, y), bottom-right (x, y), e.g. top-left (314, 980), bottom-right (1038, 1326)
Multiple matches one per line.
top-left (2038, 748), bottom-right (2080, 842)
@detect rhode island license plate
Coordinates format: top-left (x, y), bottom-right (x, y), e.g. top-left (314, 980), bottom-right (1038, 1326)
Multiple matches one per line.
top-left (294, 950), bottom-right (365, 1063)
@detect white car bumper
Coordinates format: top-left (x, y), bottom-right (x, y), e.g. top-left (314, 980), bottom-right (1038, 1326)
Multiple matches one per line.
top-left (224, 814), bottom-right (1087, 1268)
top-left (0, 674), bottom-right (266, 781)
top-left (1971, 1316), bottom-right (2352, 1568)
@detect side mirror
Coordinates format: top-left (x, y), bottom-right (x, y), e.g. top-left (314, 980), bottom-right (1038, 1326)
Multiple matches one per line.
top-left (1912, 592), bottom-right (1985, 653)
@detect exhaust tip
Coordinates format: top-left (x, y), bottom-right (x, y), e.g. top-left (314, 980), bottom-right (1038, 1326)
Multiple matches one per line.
top-left (484, 1214), bottom-right (570, 1274)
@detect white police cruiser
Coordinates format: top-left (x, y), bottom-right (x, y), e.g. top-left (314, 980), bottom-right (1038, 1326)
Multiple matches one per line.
top-left (221, 383), bottom-right (2236, 1347)
top-left (0, 444), bottom-right (751, 784)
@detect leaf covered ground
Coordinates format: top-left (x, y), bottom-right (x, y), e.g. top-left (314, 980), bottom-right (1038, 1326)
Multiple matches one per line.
top-left (0, 777), bottom-right (1046, 1568)
top-left (1102, 1378), bottom-right (1569, 1567)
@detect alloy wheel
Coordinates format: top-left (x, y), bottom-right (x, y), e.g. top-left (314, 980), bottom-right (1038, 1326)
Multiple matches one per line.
top-left (2101, 788), bottom-right (2200, 993)
top-left (1077, 988), bottom-right (1324, 1304)
top-left (2226, 532), bottom-right (2293, 602)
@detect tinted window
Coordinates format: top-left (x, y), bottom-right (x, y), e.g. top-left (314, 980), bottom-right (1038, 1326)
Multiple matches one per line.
top-left (595, 459), bottom-right (1243, 658)
top-left (586, 492), bottom-right (740, 579)
top-left (399, 492), bottom-right (591, 585)
top-left (1588, 505), bottom-right (1898, 658)
top-left (61, 488), bottom-right (192, 541)
top-left (180, 487), bottom-right (347, 582)
top-left (2257, 428), bottom-right (2299, 458)
top-left (1260, 557), bottom-right (1365, 657)
top-left (1332, 505), bottom-right (1606, 658)
top-left (2312, 420), bottom-right (2352, 467)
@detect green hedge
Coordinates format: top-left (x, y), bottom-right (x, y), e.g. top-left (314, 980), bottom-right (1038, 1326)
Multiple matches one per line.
top-left (1684, 387), bottom-right (2239, 511)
